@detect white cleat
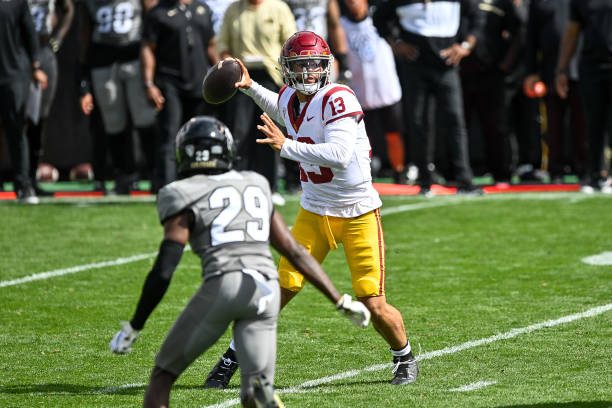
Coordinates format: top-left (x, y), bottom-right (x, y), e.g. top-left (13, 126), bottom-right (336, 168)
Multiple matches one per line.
top-left (109, 321), bottom-right (140, 354)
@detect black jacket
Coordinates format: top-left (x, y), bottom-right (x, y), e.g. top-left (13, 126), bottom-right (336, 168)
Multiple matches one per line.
top-left (0, 0), bottom-right (39, 84)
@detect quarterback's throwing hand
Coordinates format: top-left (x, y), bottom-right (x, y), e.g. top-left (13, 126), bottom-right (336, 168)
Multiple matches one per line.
top-left (336, 294), bottom-right (371, 328)
top-left (256, 113), bottom-right (286, 151)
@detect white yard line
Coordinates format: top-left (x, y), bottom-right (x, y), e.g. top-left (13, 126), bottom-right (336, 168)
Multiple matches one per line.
top-left (95, 383), bottom-right (148, 394)
top-left (0, 201), bottom-right (453, 289)
top-left (449, 380), bottom-right (497, 392)
top-left (203, 303), bottom-right (612, 408)
top-left (582, 251), bottom-right (612, 266)
top-left (0, 253), bottom-right (157, 288)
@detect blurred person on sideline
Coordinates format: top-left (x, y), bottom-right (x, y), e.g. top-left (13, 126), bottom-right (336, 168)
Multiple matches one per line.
top-left (203, 31), bottom-right (419, 389)
top-left (373, 0), bottom-right (483, 196)
top-left (460, 0), bottom-right (522, 184)
top-left (555, 0), bottom-right (612, 193)
top-left (0, 0), bottom-right (48, 204)
top-left (141, 0), bottom-right (218, 192)
top-left (524, 0), bottom-right (587, 184)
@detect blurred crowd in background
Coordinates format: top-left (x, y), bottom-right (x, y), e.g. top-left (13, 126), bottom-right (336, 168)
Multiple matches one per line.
top-left (0, 0), bottom-right (610, 203)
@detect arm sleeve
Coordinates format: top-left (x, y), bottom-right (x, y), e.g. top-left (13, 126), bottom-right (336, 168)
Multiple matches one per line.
top-left (240, 81), bottom-right (283, 123)
top-left (280, 116), bottom-right (356, 169)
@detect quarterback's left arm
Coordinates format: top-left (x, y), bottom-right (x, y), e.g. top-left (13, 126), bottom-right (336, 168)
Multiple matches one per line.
top-left (257, 87), bottom-right (363, 167)
top-left (257, 113), bottom-right (356, 169)
top-left (281, 87), bottom-right (361, 168)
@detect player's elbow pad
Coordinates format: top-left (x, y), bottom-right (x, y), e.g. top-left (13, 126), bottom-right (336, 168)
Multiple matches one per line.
top-left (151, 239), bottom-right (185, 280)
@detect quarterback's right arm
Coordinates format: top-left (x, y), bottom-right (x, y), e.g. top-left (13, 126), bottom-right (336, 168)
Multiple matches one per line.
top-left (234, 58), bottom-right (283, 123)
top-left (269, 211), bottom-right (370, 328)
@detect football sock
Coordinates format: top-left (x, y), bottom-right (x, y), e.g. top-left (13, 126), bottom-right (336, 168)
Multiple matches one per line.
top-left (130, 272), bottom-right (170, 331)
top-left (390, 341), bottom-right (412, 358)
top-left (384, 131), bottom-right (405, 173)
top-left (130, 240), bottom-right (184, 330)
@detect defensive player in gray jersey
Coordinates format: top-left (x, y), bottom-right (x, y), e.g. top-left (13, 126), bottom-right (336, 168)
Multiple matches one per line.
top-left (110, 116), bottom-right (369, 408)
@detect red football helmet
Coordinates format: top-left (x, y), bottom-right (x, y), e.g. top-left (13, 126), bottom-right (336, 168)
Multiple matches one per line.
top-left (279, 31), bottom-right (334, 95)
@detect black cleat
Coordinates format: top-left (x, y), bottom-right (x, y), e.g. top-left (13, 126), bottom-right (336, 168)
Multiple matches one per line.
top-left (391, 353), bottom-right (419, 385)
top-left (204, 356), bottom-right (239, 389)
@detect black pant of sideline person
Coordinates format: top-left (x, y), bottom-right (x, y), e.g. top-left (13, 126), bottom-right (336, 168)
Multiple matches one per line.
top-left (462, 69), bottom-right (513, 182)
top-left (0, 80), bottom-right (35, 198)
top-left (546, 80), bottom-right (587, 182)
top-left (580, 66), bottom-right (612, 187)
top-left (403, 62), bottom-right (474, 190)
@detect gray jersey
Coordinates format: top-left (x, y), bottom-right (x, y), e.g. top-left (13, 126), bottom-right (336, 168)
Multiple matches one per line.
top-left (157, 170), bottom-right (278, 281)
top-left (83, 0), bottom-right (143, 45)
top-left (28, 0), bottom-right (55, 35)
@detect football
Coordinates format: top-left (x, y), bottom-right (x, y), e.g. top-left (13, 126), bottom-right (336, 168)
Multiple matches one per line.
top-left (36, 162), bottom-right (59, 183)
top-left (202, 58), bottom-right (242, 104)
top-left (69, 162), bottom-right (94, 182)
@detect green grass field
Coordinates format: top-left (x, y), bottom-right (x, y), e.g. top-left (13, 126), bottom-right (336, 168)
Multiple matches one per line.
top-left (0, 193), bottom-right (610, 407)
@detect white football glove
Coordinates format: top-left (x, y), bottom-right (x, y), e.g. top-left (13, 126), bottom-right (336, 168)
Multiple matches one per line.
top-left (336, 294), bottom-right (371, 328)
top-left (109, 321), bottom-right (140, 354)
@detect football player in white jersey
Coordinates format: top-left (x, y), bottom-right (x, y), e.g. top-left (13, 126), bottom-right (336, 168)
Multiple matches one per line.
top-left (204, 30), bottom-right (419, 388)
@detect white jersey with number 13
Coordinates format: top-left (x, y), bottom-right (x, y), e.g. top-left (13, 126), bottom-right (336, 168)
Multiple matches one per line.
top-left (277, 83), bottom-right (382, 218)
